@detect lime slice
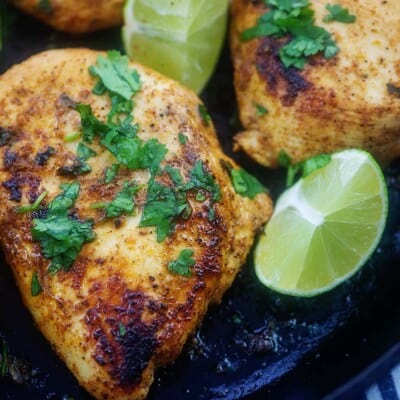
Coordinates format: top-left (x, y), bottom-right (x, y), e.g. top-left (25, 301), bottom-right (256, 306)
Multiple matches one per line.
top-left (122, 0), bottom-right (229, 93)
top-left (255, 149), bottom-right (389, 297)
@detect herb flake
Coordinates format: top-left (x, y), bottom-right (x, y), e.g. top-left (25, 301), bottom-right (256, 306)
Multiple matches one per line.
top-left (31, 271), bottom-right (42, 296)
top-left (231, 168), bottom-right (266, 199)
top-left (168, 249), bottom-right (195, 277)
top-left (323, 4), bottom-right (356, 23)
top-left (31, 182), bottom-right (95, 274)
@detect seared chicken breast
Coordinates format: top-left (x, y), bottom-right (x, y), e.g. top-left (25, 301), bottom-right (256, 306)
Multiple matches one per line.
top-left (0, 49), bottom-right (272, 400)
top-left (230, 0), bottom-right (400, 167)
top-left (8, 0), bottom-right (124, 33)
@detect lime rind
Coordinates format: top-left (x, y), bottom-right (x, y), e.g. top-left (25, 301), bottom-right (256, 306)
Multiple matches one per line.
top-left (122, 0), bottom-right (229, 92)
top-left (255, 149), bottom-right (388, 297)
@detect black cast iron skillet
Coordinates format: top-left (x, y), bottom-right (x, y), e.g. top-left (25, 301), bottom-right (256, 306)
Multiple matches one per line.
top-left (0, 7), bottom-right (399, 400)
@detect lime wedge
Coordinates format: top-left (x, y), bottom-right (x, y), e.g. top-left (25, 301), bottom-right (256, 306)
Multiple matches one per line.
top-left (122, 0), bottom-right (229, 93)
top-left (255, 149), bottom-right (389, 297)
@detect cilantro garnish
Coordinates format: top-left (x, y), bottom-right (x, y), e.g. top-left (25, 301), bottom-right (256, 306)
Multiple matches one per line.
top-left (31, 182), bottom-right (95, 274)
top-left (168, 249), bottom-right (196, 277)
top-left (77, 142), bottom-right (97, 160)
top-left (178, 132), bottom-right (188, 145)
top-left (198, 104), bottom-right (212, 126)
top-left (277, 149), bottom-right (292, 168)
top-left (184, 160), bottom-right (221, 203)
top-left (165, 165), bottom-right (184, 186)
top-left (281, 153), bottom-right (332, 186)
top-left (255, 104), bottom-right (268, 116)
top-left (89, 51), bottom-right (141, 101)
top-left (75, 103), bottom-right (109, 144)
top-left (323, 4), bottom-right (356, 23)
top-left (118, 323), bottom-right (126, 337)
top-left (16, 191), bottom-right (48, 214)
top-left (230, 168), bottom-right (267, 199)
top-left (104, 163), bottom-right (120, 183)
top-left (139, 179), bottom-right (188, 242)
top-left (93, 181), bottom-right (140, 218)
top-left (31, 271), bottom-right (42, 296)
top-left (241, 0), bottom-right (340, 69)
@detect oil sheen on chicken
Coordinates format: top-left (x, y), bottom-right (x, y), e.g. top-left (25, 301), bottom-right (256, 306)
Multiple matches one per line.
top-left (230, 0), bottom-right (400, 167)
top-left (8, 0), bottom-right (124, 33)
top-left (0, 49), bottom-right (272, 399)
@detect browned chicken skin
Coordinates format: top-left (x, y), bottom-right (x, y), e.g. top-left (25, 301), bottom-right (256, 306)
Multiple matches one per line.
top-left (8, 0), bottom-right (124, 33)
top-left (230, 0), bottom-right (400, 167)
top-left (0, 49), bottom-right (272, 399)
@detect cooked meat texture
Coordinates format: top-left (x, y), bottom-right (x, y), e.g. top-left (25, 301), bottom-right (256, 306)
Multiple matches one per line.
top-left (0, 49), bottom-right (272, 400)
top-left (8, 0), bottom-right (124, 33)
top-left (230, 0), bottom-right (400, 167)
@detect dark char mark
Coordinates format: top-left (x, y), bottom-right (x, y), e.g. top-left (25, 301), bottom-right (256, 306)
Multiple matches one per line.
top-left (2, 173), bottom-right (41, 202)
top-left (256, 37), bottom-right (311, 106)
top-left (85, 289), bottom-right (161, 387)
top-left (0, 128), bottom-right (12, 146)
top-left (35, 146), bottom-right (56, 166)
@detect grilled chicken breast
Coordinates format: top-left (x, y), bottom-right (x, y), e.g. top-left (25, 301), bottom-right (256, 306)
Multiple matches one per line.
top-left (230, 0), bottom-right (400, 167)
top-left (0, 49), bottom-right (272, 400)
top-left (8, 0), bottom-right (124, 33)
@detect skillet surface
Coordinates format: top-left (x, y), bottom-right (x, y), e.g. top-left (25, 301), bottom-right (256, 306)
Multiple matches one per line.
top-left (0, 7), bottom-right (399, 400)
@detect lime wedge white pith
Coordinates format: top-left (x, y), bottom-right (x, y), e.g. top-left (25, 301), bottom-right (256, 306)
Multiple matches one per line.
top-left (122, 0), bottom-right (229, 93)
top-left (255, 149), bottom-right (388, 297)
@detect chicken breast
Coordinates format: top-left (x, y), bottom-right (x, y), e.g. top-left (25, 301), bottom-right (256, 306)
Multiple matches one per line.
top-left (0, 49), bottom-right (272, 400)
top-left (8, 0), bottom-right (124, 33)
top-left (230, 0), bottom-right (400, 167)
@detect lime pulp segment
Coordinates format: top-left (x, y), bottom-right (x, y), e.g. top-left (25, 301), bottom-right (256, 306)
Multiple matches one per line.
top-left (123, 0), bottom-right (229, 93)
top-left (255, 149), bottom-right (388, 297)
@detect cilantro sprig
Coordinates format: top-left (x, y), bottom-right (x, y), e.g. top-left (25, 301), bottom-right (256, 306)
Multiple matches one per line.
top-left (241, 0), bottom-right (348, 69)
top-left (278, 150), bottom-right (332, 186)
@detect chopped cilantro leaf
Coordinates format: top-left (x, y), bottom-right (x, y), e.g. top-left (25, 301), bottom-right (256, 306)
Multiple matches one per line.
top-left (118, 323), bottom-right (126, 337)
top-left (241, 0), bottom-right (340, 69)
top-left (178, 132), bottom-right (188, 145)
top-left (231, 168), bottom-right (267, 199)
top-left (198, 104), bottom-right (211, 126)
top-left (301, 153), bottom-right (332, 177)
top-left (164, 165), bottom-right (184, 186)
top-left (184, 160), bottom-right (221, 202)
top-left (286, 153), bottom-right (332, 186)
top-left (89, 51), bottom-right (141, 101)
top-left (168, 249), bottom-right (195, 277)
top-left (255, 104), bottom-right (268, 116)
top-left (323, 4), bottom-right (356, 23)
top-left (103, 181), bottom-right (140, 218)
top-left (277, 150), bottom-right (292, 167)
top-left (101, 129), bottom-right (166, 174)
top-left (139, 180), bottom-right (188, 242)
top-left (77, 143), bottom-right (97, 161)
top-left (31, 182), bottom-right (95, 274)
top-left (48, 182), bottom-right (80, 213)
top-left (76, 103), bottom-right (108, 143)
top-left (104, 163), bottom-right (120, 183)
top-left (31, 271), bottom-right (42, 296)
